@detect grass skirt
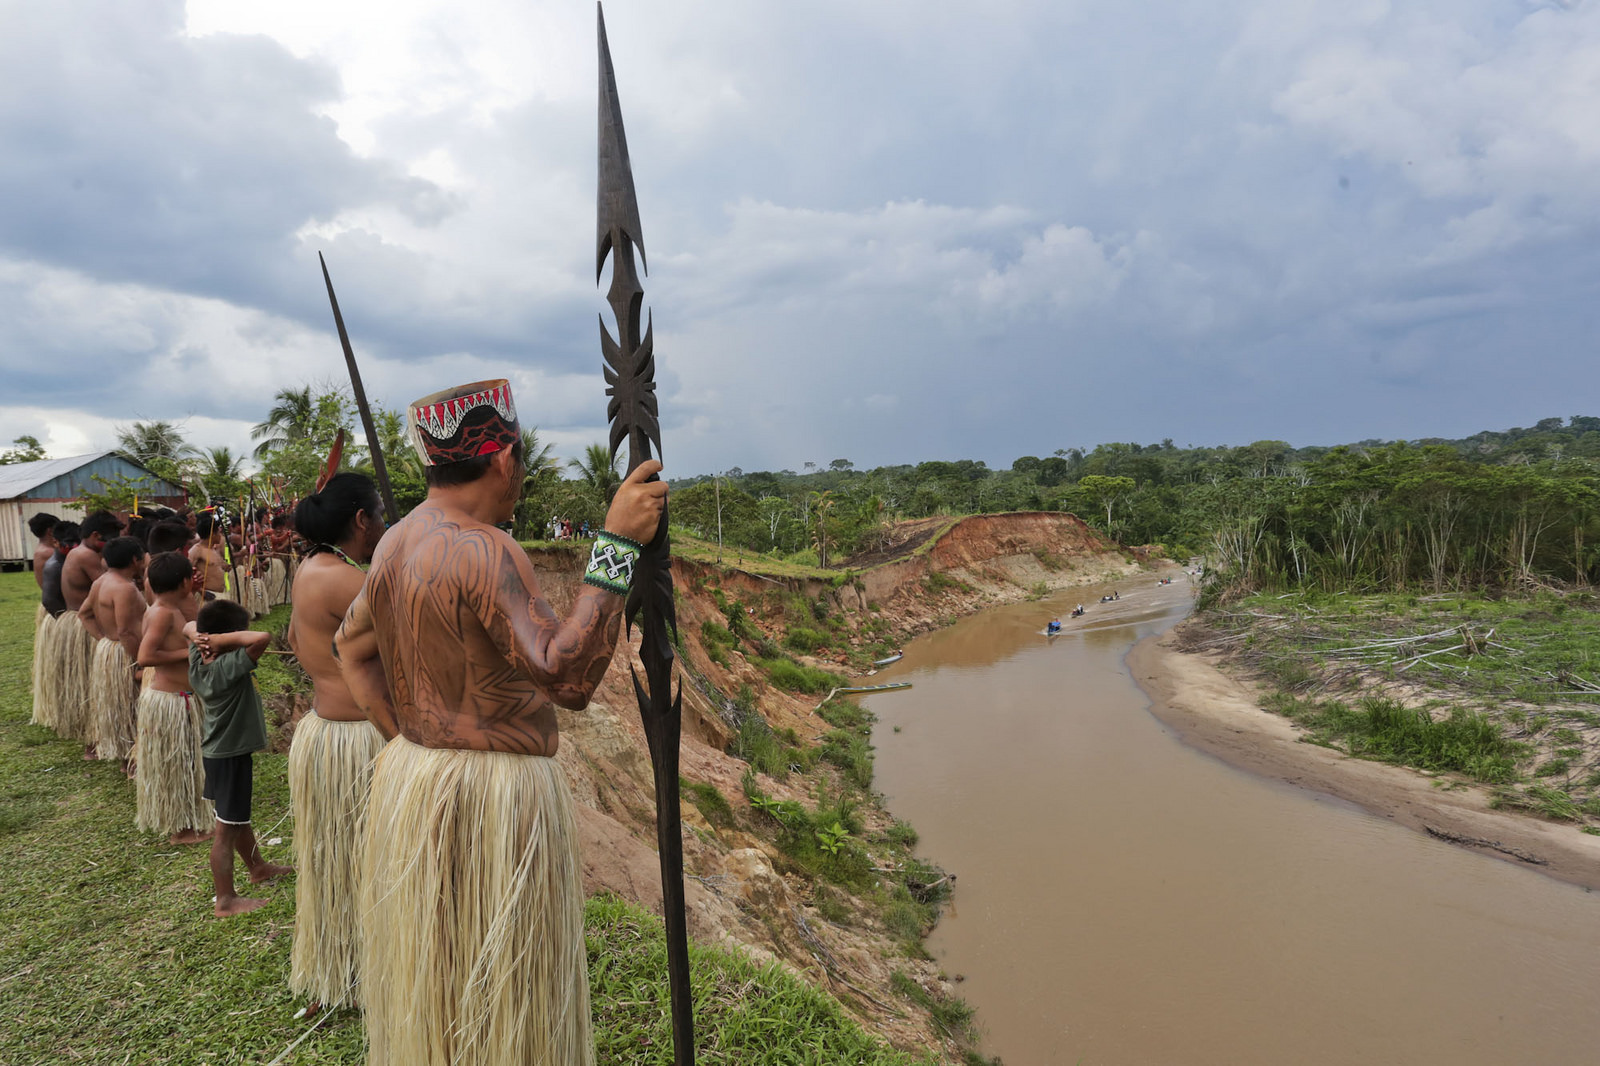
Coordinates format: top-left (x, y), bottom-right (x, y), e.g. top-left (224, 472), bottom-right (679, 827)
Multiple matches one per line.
top-left (245, 575), bottom-right (270, 618)
top-left (134, 689), bottom-right (213, 834)
top-left (91, 639), bottom-right (139, 761)
top-left (31, 607), bottom-right (58, 729)
top-left (54, 612), bottom-right (97, 743)
top-left (360, 736), bottom-right (592, 1066)
top-left (265, 558), bottom-right (291, 607)
top-left (288, 712), bottom-right (385, 1008)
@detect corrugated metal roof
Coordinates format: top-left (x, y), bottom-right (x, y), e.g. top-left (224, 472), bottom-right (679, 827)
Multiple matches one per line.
top-left (0, 452), bottom-right (110, 500)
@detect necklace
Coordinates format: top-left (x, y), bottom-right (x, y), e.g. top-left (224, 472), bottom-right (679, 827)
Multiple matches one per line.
top-left (315, 544), bottom-right (360, 569)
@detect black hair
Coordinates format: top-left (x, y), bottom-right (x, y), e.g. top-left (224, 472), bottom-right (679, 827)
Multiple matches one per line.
top-left (51, 520), bottom-right (81, 548)
top-left (197, 599), bottom-right (251, 635)
top-left (424, 435), bottom-right (524, 489)
top-left (295, 472), bottom-right (382, 547)
top-left (126, 516), bottom-right (151, 546)
top-left (147, 521), bottom-right (190, 555)
top-left (80, 511), bottom-right (123, 540)
top-left (270, 514), bottom-right (288, 530)
top-left (103, 536), bottom-right (146, 570)
top-left (195, 513), bottom-right (218, 539)
top-left (28, 512), bottom-right (59, 538)
top-left (146, 551), bottom-right (193, 594)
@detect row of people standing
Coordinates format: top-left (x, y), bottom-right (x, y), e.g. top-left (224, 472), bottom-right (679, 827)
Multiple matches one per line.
top-left (26, 374), bottom-right (668, 1061)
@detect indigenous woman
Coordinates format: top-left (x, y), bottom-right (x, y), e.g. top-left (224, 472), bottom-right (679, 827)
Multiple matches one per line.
top-left (285, 472), bottom-right (387, 1010)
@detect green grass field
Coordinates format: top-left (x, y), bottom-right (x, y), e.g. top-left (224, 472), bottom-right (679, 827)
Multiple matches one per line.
top-left (0, 571), bottom-right (932, 1065)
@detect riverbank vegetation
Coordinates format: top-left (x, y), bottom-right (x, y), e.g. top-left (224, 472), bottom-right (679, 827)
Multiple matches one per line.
top-left (1186, 588), bottom-right (1600, 832)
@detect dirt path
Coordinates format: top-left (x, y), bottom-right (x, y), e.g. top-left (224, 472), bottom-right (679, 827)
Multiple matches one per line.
top-left (1130, 626), bottom-right (1600, 891)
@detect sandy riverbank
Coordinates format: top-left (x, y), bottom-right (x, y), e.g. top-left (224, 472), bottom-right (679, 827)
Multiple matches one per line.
top-left (1129, 623), bottom-right (1600, 892)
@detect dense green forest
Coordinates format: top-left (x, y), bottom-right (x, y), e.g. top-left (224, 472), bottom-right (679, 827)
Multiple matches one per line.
top-left (42, 394), bottom-right (1600, 594)
top-left (667, 416), bottom-right (1600, 592)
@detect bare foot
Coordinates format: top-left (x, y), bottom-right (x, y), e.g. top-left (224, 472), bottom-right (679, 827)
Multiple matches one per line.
top-left (169, 827), bottom-right (213, 845)
top-left (214, 895), bottom-right (269, 917)
top-left (122, 758), bottom-right (136, 779)
top-left (250, 863), bottom-right (294, 884)
top-left (83, 744), bottom-right (98, 761)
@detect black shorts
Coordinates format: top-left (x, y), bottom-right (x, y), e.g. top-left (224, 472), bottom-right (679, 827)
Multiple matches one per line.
top-left (202, 753), bottom-right (253, 825)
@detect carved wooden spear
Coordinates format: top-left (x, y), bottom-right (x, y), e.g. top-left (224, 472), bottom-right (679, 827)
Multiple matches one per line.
top-left (318, 252), bottom-right (399, 521)
top-left (597, 6), bottom-right (693, 1062)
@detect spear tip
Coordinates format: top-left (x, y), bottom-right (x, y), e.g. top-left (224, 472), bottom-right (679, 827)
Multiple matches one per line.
top-left (597, 1), bottom-right (646, 280)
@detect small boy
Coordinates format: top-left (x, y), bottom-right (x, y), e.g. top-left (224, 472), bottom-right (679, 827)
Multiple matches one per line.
top-left (136, 551), bottom-right (212, 845)
top-left (185, 600), bottom-right (293, 917)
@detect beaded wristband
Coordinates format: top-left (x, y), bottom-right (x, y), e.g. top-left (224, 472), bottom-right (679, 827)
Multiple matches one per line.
top-left (583, 530), bottom-right (645, 596)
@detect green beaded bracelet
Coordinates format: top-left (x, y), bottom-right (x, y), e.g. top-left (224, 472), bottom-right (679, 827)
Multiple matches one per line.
top-left (583, 530), bottom-right (645, 596)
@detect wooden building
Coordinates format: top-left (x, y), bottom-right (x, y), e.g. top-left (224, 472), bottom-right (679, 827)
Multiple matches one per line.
top-left (0, 453), bottom-right (186, 567)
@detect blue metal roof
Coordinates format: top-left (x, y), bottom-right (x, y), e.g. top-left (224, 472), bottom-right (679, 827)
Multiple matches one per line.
top-left (0, 452), bottom-right (185, 501)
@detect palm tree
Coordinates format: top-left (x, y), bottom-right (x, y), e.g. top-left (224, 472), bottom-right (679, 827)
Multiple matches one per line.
top-left (195, 446), bottom-right (246, 504)
top-left (373, 407), bottom-right (422, 481)
top-left (522, 427), bottom-right (559, 479)
top-left (115, 420), bottom-right (197, 466)
top-left (251, 386), bottom-right (315, 459)
top-left (568, 443), bottom-right (622, 504)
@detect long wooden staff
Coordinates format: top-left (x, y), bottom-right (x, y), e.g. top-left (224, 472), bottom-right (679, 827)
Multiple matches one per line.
top-left (319, 254), bottom-right (399, 522)
top-left (597, 7), bottom-right (692, 1061)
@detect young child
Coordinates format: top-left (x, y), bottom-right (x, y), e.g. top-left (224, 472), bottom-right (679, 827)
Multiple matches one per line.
top-left (135, 551), bottom-right (212, 845)
top-left (185, 600), bottom-right (293, 917)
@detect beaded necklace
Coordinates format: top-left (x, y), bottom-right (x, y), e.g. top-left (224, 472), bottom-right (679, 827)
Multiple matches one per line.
top-left (314, 543), bottom-right (359, 569)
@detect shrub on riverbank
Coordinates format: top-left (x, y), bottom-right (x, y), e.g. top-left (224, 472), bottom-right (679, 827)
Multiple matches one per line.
top-left (1268, 693), bottom-right (1521, 782)
top-left (1205, 587), bottom-right (1600, 827)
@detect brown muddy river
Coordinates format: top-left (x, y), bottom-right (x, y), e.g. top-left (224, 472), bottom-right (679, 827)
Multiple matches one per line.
top-left (866, 578), bottom-right (1600, 1065)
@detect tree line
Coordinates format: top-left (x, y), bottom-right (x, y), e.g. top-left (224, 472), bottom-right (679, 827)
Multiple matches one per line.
top-left (63, 393), bottom-right (1600, 592)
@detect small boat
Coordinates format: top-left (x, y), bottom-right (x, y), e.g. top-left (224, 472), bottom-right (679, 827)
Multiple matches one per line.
top-left (872, 652), bottom-right (904, 667)
top-left (1046, 621), bottom-right (1062, 634)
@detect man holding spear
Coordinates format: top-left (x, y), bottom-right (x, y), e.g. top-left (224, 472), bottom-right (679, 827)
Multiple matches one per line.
top-left (336, 379), bottom-right (665, 1064)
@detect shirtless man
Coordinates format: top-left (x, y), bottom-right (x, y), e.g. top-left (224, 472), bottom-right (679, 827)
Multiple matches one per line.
top-left (336, 379), bottom-right (664, 1065)
top-left (28, 512), bottom-right (60, 727)
top-left (82, 536), bottom-right (147, 771)
top-left (58, 512), bottom-right (122, 747)
top-left (135, 551), bottom-right (212, 844)
top-left (189, 513), bottom-right (231, 600)
top-left (29, 512), bottom-right (58, 591)
top-left (64, 511), bottom-right (119, 612)
top-left (284, 471), bottom-right (388, 1011)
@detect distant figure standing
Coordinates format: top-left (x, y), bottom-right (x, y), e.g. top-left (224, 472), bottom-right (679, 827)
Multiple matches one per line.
top-left (58, 512), bottom-right (121, 749)
top-left (82, 536), bottom-right (148, 772)
top-left (135, 550), bottom-right (213, 845)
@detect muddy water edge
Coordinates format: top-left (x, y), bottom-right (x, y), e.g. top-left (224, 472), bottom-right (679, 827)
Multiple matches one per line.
top-left (865, 575), bottom-right (1600, 1065)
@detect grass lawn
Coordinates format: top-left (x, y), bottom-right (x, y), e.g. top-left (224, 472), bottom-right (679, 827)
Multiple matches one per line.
top-left (0, 571), bottom-right (932, 1065)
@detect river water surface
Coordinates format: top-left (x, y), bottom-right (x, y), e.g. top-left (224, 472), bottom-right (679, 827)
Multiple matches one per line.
top-left (866, 578), bottom-right (1600, 1064)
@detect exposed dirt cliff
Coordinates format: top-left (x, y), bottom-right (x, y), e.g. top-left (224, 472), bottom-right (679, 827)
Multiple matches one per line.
top-left (532, 512), bottom-right (1145, 1059)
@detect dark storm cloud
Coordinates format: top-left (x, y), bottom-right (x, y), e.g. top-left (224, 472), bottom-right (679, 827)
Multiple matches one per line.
top-left (4, 0), bottom-right (1599, 474)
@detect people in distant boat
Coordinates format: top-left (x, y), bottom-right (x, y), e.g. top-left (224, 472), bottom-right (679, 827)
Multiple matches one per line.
top-left (1046, 619), bottom-right (1062, 634)
top-left (1071, 604), bottom-right (1085, 618)
top-left (1099, 591), bottom-right (1120, 603)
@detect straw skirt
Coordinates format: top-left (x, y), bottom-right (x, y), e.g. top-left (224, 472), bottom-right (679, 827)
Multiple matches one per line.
top-left (288, 712), bottom-right (385, 1008)
top-left (90, 639), bottom-right (139, 762)
top-left (30, 607), bottom-right (58, 729)
top-left (359, 735), bottom-right (592, 1066)
top-left (134, 689), bottom-right (213, 835)
top-left (54, 612), bottom-right (97, 743)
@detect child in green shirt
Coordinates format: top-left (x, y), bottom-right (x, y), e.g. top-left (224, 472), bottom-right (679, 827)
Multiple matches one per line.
top-left (185, 601), bottom-right (293, 917)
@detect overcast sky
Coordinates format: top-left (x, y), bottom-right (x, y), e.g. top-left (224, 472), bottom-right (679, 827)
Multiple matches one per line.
top-left (2, 0), bottom-right (1597, 477)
